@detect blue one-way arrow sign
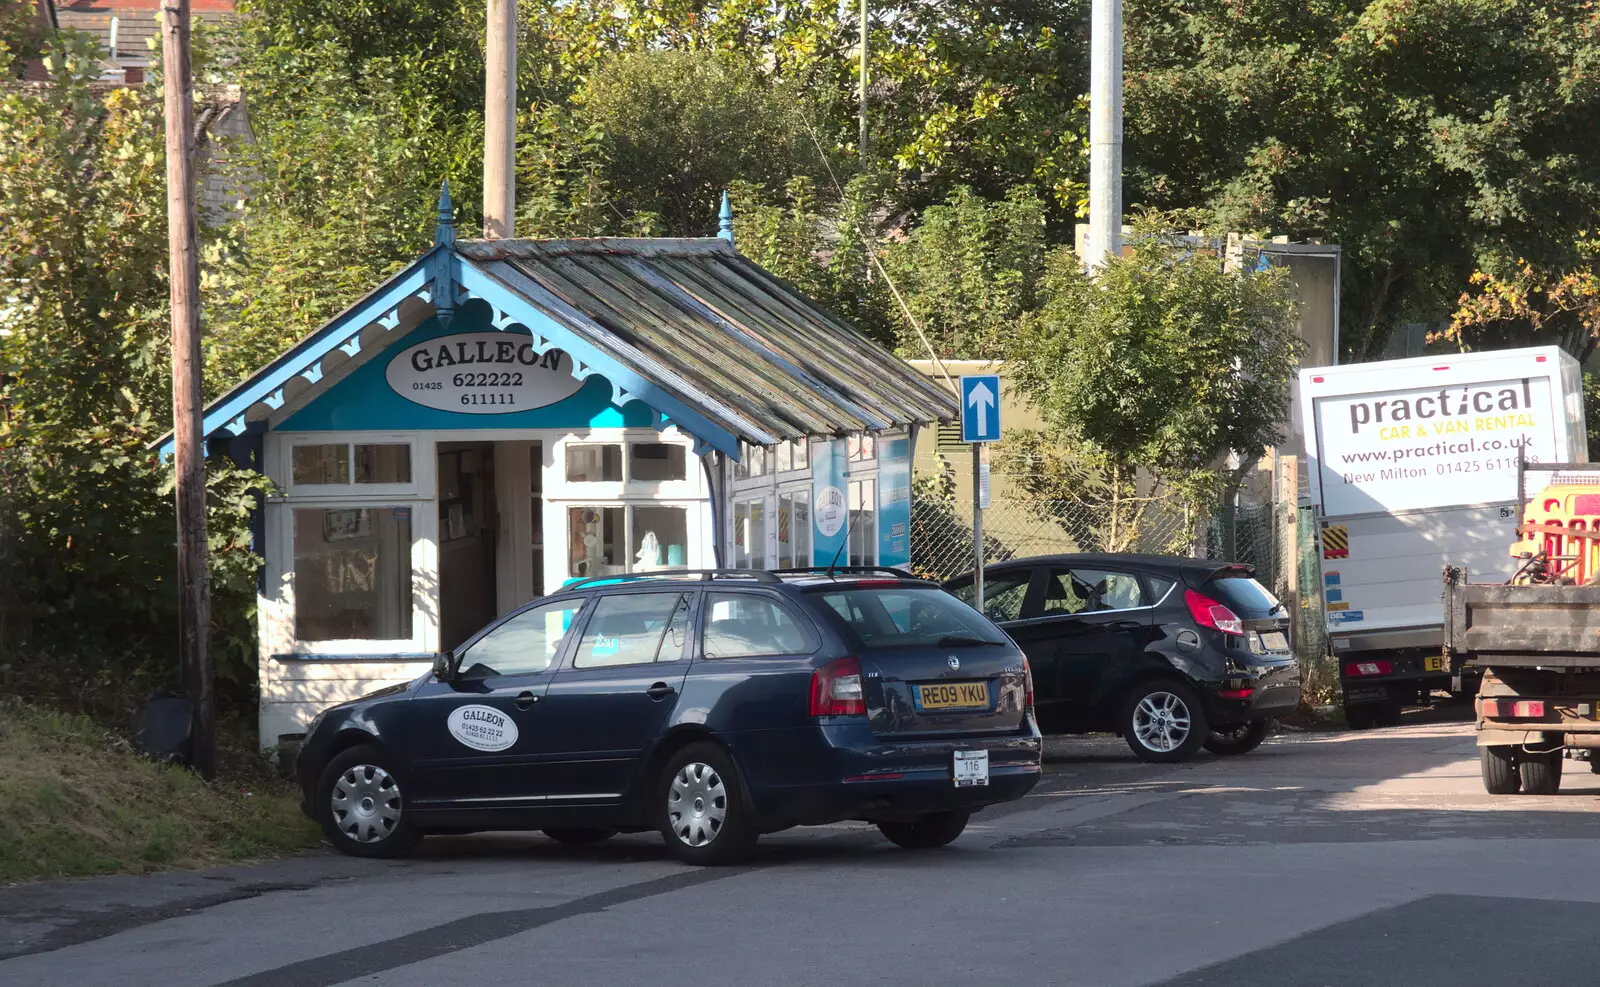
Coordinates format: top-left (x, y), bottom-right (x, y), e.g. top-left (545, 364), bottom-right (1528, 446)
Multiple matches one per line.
top-left (960, 374), bottom-right (1001, 443)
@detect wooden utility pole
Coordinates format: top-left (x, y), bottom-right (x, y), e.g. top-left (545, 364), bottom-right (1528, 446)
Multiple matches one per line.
top-left (483, 0), bottom-right (516, 238)
top-left (161, 0), bottom-right (213, 779)
top-left (857, 0), bottom-right (869, 160)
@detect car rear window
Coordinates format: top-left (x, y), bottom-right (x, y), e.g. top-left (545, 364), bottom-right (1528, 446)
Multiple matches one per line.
top-left (813, 586), bottom-right (1009, 649)
top-left (1206, 574), bottom-right (1283, 618)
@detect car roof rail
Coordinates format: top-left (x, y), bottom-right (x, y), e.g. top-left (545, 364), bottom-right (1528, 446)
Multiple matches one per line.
top-left (562, 568), bottom-right (781, 591)
top-left (770, 565), bottom-right (923, 580)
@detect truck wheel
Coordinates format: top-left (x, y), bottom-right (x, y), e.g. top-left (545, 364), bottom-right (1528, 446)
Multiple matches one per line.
top-left (1480, 745), bottom-right (1521, 795)
top-left (1345, 704), bottom-right (1376, 731)
top-left (1518, 751), bottom-right (1563, 795)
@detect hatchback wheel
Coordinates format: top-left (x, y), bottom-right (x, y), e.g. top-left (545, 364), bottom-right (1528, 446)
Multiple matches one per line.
top-left (317, 744), bottom-right (420, 858)
top-left (1123, 680), bottom-right (1207, 763)
top-left (1203, 718), bottom-right (1270, 756)
top-left (655, 742), bottom-right (758, 866)
top-left (877, 811), bottom-right (970, 850)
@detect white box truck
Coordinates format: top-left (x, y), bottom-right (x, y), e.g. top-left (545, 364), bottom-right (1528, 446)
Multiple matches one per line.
top-left (1297, 346), bottom-right (1587, 728)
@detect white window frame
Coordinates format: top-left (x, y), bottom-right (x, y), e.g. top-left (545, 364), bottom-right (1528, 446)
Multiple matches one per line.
top-left (268, 497), bottom-right (434, 656)
top-left (548, 429), bottom-right (702, 501)
top-left (274, 432), bottom-right (424, 500)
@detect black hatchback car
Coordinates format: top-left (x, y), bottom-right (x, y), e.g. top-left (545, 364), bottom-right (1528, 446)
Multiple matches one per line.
top-left (944, 555), bottom-right (1299, 763)
top-left (295, 568), bottom-right (1041, 865)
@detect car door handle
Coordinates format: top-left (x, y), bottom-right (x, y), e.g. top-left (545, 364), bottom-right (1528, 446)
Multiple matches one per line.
top-left (515, 691), bottom-right (540, 710)
top-left (645, 682), bottom-right (676, 701)
top-left (1110, 620), bottom-right (1143, 631)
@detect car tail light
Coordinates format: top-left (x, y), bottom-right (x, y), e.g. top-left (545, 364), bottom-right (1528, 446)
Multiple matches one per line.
top-left (1023, 656), bottom-right (1035, 710)
top-left (1481, 699), bottom-right (1545, 718)
top-left (809, 656), bottom-right (866, 716)
top-left (1344, 661), bottom-right (1394, 677)
top-left (1217, 687), bottom-right (1255, 699)
top-left (1185, 589), bottom-right (1243, 635)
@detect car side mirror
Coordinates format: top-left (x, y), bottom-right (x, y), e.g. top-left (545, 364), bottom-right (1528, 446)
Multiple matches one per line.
top-left (432, 651), bottom-right (454, 683)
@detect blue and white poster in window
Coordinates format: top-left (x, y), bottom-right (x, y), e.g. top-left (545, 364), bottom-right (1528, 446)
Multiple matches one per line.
top-left (811, 439), bottom-right (847, 565)
top-left (878, 435), bottom-right (911, 566)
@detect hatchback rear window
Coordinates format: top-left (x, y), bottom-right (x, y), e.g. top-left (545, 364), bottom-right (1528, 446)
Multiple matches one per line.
top-left (814, 587), bottom-right (1009, 649)
top-left (1206, 574), bottom-right (1283, 618)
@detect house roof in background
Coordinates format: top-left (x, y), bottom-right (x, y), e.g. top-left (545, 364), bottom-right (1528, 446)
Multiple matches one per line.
top-left (56, 0), bottom-right (235, 63)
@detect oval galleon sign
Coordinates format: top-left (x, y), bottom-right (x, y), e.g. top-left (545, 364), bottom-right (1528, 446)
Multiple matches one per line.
top-left (385, 332), bottom-right (584, 413)
top-left (446, 704), bottom-right (519, 752)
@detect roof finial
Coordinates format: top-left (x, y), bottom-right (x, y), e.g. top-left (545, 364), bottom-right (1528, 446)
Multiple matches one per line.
top-left (435, 180), bottom-right (456, 248)
top-left (717, 190), bottom-right (734, 247)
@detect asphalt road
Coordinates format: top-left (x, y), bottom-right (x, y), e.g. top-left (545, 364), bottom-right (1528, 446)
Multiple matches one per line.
top-left (6, 710), bottom-right (1600, 987)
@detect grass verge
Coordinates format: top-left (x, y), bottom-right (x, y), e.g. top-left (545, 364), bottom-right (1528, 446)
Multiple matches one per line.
top-left (0, 700), bottom-right (320, 885)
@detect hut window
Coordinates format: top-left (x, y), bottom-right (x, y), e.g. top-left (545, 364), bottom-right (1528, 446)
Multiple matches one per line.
top-left (291, 443), bottom-right (411, 485)
top-left (292, 507), bottom-right (414, 642)
top-left (777, 491), bottom-right (811, 568)
top-left (566, 443), bottom-right (623, 482)
top-left (733, 442), bottom-right (767, 479)
top-left (629, 442), bottom-right (686, 482)
top-left (567, 505), bottom-right (689, 578)
top-left (848, 478), bottom-right (877, 566)
top-left (733, 498), bottom-right (767, 568)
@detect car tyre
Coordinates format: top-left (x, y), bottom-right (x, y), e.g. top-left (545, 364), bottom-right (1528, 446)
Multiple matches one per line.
top-left (542, 828), bottom-right (618, 844)
top-left (655, 742), bottom-right (758, 866)
top-left (1203, 719), bottom-right (1270, 756)
top-left (1344, 704), bottom-right (1376, 731)
top-left (1518, 750), bottom-right (1563, 795)
top-left (316, 744), bottom-right (420, 859)
top-left (877, 810), bottom-right (971, 850)
top-left (1480, 745), bottom-right (1521, 795)
top-left (1122, 680), bottom-right (1208, 763)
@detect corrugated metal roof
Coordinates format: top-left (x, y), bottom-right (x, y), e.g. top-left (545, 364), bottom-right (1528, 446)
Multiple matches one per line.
top-left (456, 237), bottom-right (958, 443)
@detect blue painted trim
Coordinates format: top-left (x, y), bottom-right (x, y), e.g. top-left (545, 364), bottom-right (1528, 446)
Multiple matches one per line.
top-left (717, 191), bottom-right (734, 245)
top-left (153, 254), bottom-right (438, 457)
top-left (457, 260), bottom-right (748, 456)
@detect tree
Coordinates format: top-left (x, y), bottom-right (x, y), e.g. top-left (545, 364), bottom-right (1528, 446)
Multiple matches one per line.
top-left (572, 50), bottom-right (820, 235)
top-left (1443, 236), bottom-right (1600, 363)
top-left (0, 33), bottom-right (263, 709)
top-left (878, 185), bottom-right (1049, 359)
top-left (1123, 0), bottom-right (1600, 360)
top-left (0, 0), bottom-right (49, 78)
top-left (1009, 234), bottom-right (1301, 538)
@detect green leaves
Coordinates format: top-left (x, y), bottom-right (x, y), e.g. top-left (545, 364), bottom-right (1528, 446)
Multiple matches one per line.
top-left (1012, 236), bottom-right (1301, 493)
top-left (1125, 0), bottom-right (1600, 358)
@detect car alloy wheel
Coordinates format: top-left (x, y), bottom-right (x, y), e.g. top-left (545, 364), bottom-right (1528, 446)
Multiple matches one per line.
top-left (331, 763), bottom-right (402, 844)
top-left (1133, 691), bottom-right (1193, 753)
top-left (667, 761), bottom-right (728, 848)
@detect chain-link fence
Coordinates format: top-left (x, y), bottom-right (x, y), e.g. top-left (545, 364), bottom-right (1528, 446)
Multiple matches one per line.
top-left (909, 456), bottom-right (1201, 579)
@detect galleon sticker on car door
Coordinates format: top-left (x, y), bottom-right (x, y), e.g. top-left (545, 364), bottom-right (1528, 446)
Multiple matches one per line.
top-left (447, 705), bottom-right (519, 751)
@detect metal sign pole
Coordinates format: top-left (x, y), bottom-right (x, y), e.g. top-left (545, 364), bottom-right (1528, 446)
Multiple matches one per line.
top-left (973, 442), bottom-right (985, 608)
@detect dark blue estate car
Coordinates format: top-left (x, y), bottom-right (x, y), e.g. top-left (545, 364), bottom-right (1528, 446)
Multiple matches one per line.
top-left (296, 568), bottom-right (1042, 865)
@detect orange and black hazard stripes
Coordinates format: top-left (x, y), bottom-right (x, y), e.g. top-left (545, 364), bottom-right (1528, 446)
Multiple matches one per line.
top-left (1322, 525), bottom-right (1349, 560)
